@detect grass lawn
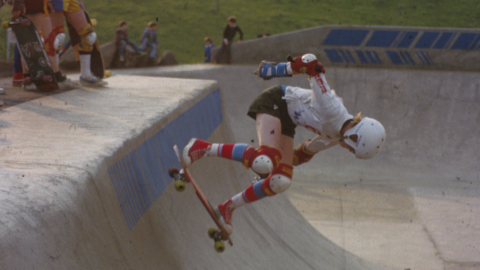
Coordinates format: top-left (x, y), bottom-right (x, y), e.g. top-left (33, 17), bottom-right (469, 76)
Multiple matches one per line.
top-left (1, 0), bottom-right (479, 63)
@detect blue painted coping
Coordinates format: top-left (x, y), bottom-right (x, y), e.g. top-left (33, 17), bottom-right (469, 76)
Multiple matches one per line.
top-left (107, 88), bottom-right (223, 230)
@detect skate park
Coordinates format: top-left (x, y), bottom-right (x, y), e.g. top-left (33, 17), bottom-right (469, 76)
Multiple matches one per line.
top-left (0, 25), bottom-right (479, 270)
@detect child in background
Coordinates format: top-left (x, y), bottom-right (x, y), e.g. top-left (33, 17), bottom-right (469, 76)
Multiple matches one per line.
top-left (139, 21), bottom-right (159, 65)
top-left (214, 16), bottom-right (243, 64)
top-left (115, 21), bottom-right (144, 61)
top-left (203, 37), bottom-right (214, 63)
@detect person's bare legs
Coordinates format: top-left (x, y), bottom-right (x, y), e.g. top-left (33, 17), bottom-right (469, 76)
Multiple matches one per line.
top-left (214, 113), bottom-right (294, 234)
top-left (255, 113), bottom-right (294, 166)
top-left (64, 10), bottom-right (88, 32)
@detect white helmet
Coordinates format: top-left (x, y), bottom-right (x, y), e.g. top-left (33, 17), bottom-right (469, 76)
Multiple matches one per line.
top-left (343, 117), bottom-right (385, 159)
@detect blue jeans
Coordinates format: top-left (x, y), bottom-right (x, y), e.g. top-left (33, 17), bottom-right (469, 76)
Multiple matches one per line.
top-left (14, 44), bottom-right (22, 72)
top-left (140, 39), bottom-right (157, 58)
top-left (120, 40), bottom-right (141, 56)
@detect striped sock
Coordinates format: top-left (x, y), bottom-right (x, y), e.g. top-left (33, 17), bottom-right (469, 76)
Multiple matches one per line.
top-left (208, 143), bottom-right (251, 163)
top-left (242, 179), bottom-right (269, 204)
top-left (228, 180), bottom-right (266, 210)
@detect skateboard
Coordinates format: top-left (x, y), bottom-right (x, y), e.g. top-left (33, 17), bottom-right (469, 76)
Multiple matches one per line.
top-left (169, 145), bottom-right (233, 253)
top-left (2, 17), bottom-right (58, 92)
top-left (66, 11), bottom-right (109, 79)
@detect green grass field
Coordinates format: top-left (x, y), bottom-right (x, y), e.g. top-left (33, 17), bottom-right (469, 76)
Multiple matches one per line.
top-left (1, 0), bottom-right (479, 63)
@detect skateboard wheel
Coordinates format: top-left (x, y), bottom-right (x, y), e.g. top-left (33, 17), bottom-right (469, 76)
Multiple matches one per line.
top-left (168, 167), bottom-right (179, 178)
top-left (174, 179), bottom-right (186, 192)
top-left (1, 21), bottom-right (9, 29)
top-left (104, 70), bottom-right (112, 78)
top-left (208, 227), bottom-right (218, 239)
top-left (43, 75), bottom-right (52, 82)
top-left (214, 241), bottom-right (225, 253)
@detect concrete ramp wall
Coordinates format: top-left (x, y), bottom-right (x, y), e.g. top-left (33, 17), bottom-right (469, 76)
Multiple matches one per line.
top-left (116, 64), bottom-right (480, 270)
top-left (0, 75), bottom-right (381, 269)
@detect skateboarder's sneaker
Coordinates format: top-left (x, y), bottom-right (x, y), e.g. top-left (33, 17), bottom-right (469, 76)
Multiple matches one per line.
top-left (183, 138), bottom-right (211, 167)
top-left (80, 75), bottom-right (108, 86)
top-left (214, 199), bottom-right (234, 235)
top-left (22, 81), bottom-right (37, 91)
top-left (58, 78), bottom-right (81, 90)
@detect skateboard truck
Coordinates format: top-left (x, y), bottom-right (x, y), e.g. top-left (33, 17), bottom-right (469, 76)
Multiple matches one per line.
top-left (168, 167), bottom-right (189, 192)
top-left (208, 227), bottom-right (228, 252)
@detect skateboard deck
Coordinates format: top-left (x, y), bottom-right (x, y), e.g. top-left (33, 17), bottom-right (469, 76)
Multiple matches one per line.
top-left (3, 16), bottom-right (58, 92)
top-left (66, 11), bottom-right (105, 78)
top-left (170, 145), bottom-right (233, 252)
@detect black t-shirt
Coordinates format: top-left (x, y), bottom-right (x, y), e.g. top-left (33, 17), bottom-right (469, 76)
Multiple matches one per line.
top-left (223, 24), bottom-right (243, 42)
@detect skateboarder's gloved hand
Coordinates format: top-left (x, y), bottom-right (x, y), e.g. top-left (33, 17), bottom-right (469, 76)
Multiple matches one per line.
top-left (287, 54), bottom-right (325, 76)
top-left (254, 61), bottom-right (291, 80)
top-left (292, 141), bottom-right (316, 166)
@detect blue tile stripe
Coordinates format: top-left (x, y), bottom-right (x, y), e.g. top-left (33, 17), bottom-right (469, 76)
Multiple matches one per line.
top-left (372, 51), bottom-right (382, 63)
top-left (386, 51), bottom-right (403, 65)
top-left (355, 50), bottom-right (368, 63)
top-left (404, 51), bottom-right (415, 65)
top-left (322, 29), bottom-right (369, 46)
top-left (338, 50), bottom-right (348, 63)
top-left (345, 50), bottom-right (356, 63)
top-left (415, 32), bottom-right (440, 49)
top-left (416, 51), bottom-right (426, 65)
top-left (396, 31), bottom-right (418, 48)
top-left (366, 30), bottom-right (400, 47)
top-left (365, 51), bottom-right (376, 63)
top-left (433, 32), bottom-right (453, 49)
top-left (321, 28), bottom-right (480, 69)
top-left (451, 33), bottom-right (478, 50)
top-left (108, 89), bottom-right (223, 230)
top-left (468, 34), bottom-right (480, 50)
top-left (324, 49), bottom-right (343, 63)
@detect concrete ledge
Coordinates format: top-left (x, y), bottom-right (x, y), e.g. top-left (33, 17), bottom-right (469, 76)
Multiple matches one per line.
top-left (0, 76), bottom-right (220, 268)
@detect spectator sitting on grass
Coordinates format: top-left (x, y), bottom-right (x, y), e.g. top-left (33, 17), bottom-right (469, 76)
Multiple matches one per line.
top-left (140, 21), bottom-right (159, 65)
top-left (115, 21), bottom-right (145, 61)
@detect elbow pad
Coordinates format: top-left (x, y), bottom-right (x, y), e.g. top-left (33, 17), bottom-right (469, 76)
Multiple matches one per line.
top-left (255, 61), bottom-right (292, 80)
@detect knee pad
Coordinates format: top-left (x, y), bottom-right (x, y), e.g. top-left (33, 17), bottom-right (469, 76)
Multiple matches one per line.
top-left (78, 24), bottom-right (95, 52)
top-left (51, 26), bottom-right (65, 51)
top-left (44, 31), bottom-right (57, 56)
top-left (54, 33), bottom-right (66, 50)
top-left (243, 145), bottom-right (281, 175)
top-left (262, 163), bottom-right (293, 195)
top-left (86, 32), bottom-right (97, 46)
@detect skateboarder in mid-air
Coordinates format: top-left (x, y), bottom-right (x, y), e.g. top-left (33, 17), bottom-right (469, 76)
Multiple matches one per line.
top-left (183, 53), bottom-right (386, 235)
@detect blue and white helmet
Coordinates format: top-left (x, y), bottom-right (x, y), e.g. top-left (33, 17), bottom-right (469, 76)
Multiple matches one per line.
top-left (343, 117), bottom-right (386, 159)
